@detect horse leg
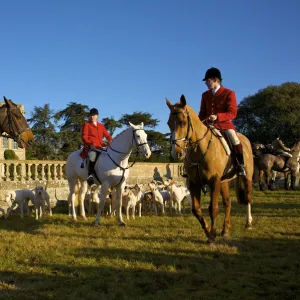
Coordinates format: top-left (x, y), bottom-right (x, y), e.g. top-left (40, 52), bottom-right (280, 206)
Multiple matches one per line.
top-left (246, 203), bottom-right (253, 229)
top-left (189, 180), bottom-right (210, 240)
top-left (284, 172), bottom-right (290, 190)
top-left (220, 182), bottom-right (231, 238)
top-left (291, 171), bottom-right (297, 190)
top-left (259, 170), bottom-right (267, 191)
top-left (115, 185), bottom-right (126, 226)
top-left (208, 175), bottom-right (221, 243)
top-left (95, 185), bottom-right (109, 226)
top-left (79, 181), bottom-right (88, 220)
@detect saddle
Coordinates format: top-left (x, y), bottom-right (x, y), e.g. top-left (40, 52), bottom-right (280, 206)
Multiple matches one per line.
top-left (208, 125), bottom-right (231, 155)
top-left (80, 148), bottom-right (106, 169)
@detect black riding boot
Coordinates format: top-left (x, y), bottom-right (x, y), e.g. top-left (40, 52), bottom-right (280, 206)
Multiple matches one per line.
top-left (235, 144), bottom-right (246, 176)
top-left (87, 161), bottom-right (96, 186)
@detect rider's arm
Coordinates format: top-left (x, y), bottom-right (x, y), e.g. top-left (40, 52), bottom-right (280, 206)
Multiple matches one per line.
top-left (216, 90), bottom-right (237, 122)
top-left (82, 123), bottom-right (93, 146)
top-left (279, 140), bottom-right (290, 152)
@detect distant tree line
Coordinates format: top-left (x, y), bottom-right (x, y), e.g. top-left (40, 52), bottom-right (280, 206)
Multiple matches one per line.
top-left (25, 82), bottom-right (300, 161)
top-left (234, 82), bottom-right (300, 146)
top-left (26, 103), bottom-right (172, 162)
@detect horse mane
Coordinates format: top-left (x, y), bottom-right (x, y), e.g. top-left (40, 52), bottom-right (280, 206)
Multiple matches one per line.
top-left (110, 126), bottom-right (132, 146)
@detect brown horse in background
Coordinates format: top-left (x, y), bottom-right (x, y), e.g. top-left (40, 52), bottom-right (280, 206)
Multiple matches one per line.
top-left (166, 95), bottom-right (254, 244)
top-left (256, 141), bottom-right (300, 191)
top-left (0, 96), bottom-right (34, 148)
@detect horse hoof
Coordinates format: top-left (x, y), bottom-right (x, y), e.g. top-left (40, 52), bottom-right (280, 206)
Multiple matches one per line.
top-left (94, 223), bottom-right (100, 227)
top-left (82, 217), bottom-right (87, 221)
top-left (221, 231), bottom-right (230, 239)
top-left (207, 239), bottom-right (216, 247)
top-left (245, 222), bottom-right (252, 230)
top-left (119, 222), bottom-right (126, 227)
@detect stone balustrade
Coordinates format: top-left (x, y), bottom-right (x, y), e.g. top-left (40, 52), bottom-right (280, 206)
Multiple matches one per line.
top-left (0, 160), bottom-right (66, 182)
top-left (0, 160), bottom-right (185, 193)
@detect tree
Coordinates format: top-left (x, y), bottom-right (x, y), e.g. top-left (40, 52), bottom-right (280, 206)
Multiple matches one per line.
top-left (118, 111), bottom-right (159, 128)
top-left (234, 82), bottom-right (300, 145)
top-left (29, 104), bottom-right (58, 159)
top-left (101, 116), bottom-right (122, 136)
top-left (146, 130), bottom-right (171, 162)
top-left (117, 111), bottom-right (171, 162)
top-left (4, 149), bottom-right (18, 160)
top-left (54, 102), bottom-right (90, 159)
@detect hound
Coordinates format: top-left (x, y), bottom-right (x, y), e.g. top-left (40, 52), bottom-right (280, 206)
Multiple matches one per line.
top-left (4, 189), bottom-right (35, 219)
top-left (33, 184), bottom-right (52, 220)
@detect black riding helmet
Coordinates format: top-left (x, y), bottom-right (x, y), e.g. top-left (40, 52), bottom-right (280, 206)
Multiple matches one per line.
top-left (89, 108), bottom-right (99, 116)
top-left (203, 67), bottom-right (222, 81)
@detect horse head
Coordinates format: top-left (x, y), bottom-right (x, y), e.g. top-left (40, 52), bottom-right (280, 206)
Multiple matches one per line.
top-left (129, 122), bottom-right (151, 159)
top-left (166, 94), bottom-right (192, 160)
top-left (0, 97), bottom-right (34, 148)
top-left (291, 140), bottom-right (300, 153)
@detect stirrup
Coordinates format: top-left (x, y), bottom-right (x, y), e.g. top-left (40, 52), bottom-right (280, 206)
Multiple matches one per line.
top-left (237, 165), bottom-right (246, 176)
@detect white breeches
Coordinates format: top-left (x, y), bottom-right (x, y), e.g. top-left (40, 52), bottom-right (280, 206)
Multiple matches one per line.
top-left (223, 129), bottom-right (240, 146)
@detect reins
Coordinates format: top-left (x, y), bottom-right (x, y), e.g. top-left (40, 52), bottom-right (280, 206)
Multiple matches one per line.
top-left (104, 128), bottom-right (149, 187)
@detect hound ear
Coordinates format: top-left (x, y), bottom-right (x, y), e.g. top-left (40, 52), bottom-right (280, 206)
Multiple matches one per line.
top-left (180, 94), bottom-right (187, 107)
top-left (166, 98), bottom-right (173, 110)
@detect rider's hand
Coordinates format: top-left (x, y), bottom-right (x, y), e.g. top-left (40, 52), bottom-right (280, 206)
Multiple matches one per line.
top-left (208, 114), bottom-right (218, 122)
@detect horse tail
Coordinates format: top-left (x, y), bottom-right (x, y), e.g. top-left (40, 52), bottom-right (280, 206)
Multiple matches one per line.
top-left (235, 176), bottom-right (253, 205)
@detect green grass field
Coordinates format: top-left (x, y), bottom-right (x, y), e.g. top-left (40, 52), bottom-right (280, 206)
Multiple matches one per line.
top-left (0, 190), bottom-right (299, 300)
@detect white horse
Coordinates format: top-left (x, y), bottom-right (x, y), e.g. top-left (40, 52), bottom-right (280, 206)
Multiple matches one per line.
top-left (66, 122), bottom-right (151, 225)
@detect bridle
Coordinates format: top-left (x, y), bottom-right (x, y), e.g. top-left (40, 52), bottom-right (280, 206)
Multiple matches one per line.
top-left (170, 109), bottom-right (211, 153)
top-left (0, 104), bottom-right (31, 141)
top-left (108, 128), bottom-right (148, 157)
top-left (105, 128), bottom-right (149, 187)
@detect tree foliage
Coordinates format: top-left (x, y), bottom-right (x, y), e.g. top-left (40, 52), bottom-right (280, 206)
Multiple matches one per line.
top-left (101, 117), bottom-right (122, 136)
top-left (235, 82), bottom-right (300, 145)
top-left (54, 102), bottom-right (90, 159)
top-left (29, 104), bottom-right (59, 160)
top-left (118, 111), bottom-right (159, 128)
top-left (4, 149), bottom-right (18, 160)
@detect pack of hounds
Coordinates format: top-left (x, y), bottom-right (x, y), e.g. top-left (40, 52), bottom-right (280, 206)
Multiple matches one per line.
top-left (2, 183), bottom-right (52, 220)
top-left (1, 179), bottom-right (194, 221)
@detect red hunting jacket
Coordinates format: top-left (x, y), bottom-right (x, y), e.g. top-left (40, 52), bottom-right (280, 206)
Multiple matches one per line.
top-left (198, 86), bottom-right (237, 131)
top-left (80, 121), bottom-right (113, 158)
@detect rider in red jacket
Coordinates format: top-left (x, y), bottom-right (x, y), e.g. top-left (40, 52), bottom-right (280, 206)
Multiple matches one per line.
top-left (199, 67), bottom-right (246, 176)
top-left (80, 108), bottom-right (113, 186)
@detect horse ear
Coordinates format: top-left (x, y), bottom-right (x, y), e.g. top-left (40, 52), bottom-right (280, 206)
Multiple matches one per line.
top-left (166, 98), bottom-right (173, 110)
top-left (140, 122), bottom-right (144, 128)
top-left (3, 96), bottom-right (8, 105)
top-left (128, 122), bottom-right (134, 128)
top-left (180, 94), bottom-right (187, 107)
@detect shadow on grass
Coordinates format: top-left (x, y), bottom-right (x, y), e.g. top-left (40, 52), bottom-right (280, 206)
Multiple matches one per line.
top-left (0, 235), bottom-right (299, 300)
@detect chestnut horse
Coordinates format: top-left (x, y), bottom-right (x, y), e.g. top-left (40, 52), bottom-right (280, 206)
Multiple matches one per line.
top-left (256, 141), bottom-right (300, 191)
top-left (166, 95), bottom-right (253, 244)
top-left (0, 96), bottom-right (34, 148)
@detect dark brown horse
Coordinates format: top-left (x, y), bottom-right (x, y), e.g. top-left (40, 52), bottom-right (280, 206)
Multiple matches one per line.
top-left (0, 96), bottom-right (34, 148)
top-left (166, 95), bottom-right (254, 244)
top-left (256, 141), bottom-right (300, 190)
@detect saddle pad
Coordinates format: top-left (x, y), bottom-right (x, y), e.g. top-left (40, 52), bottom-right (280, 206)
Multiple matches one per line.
top-left (209, 126), bottom-right (231, 156)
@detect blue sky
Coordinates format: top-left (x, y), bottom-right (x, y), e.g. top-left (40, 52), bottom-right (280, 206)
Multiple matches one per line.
top-left (1, 0), bottom-right (299, 135)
